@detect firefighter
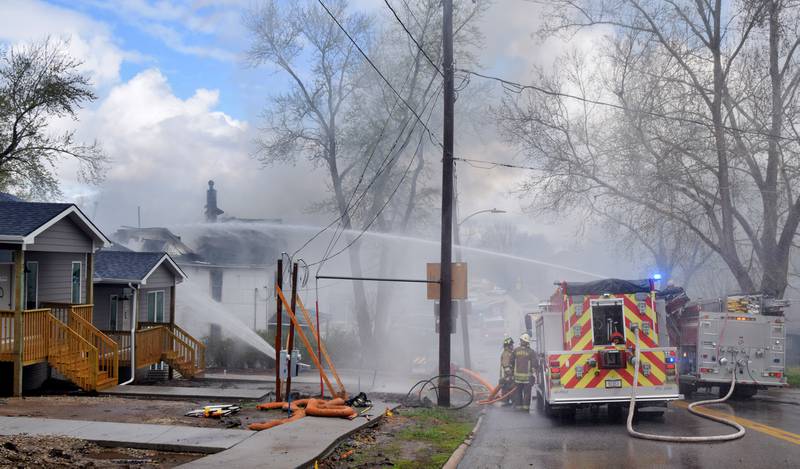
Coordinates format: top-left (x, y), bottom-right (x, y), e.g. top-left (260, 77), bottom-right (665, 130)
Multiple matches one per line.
top-left (513, 333), bottom-right (535, 410)
top-left (500, 337), bottom-right (515, 405)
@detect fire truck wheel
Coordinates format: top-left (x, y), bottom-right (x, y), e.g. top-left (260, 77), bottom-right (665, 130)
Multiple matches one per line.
top-left (718, 384), bottom-right (731, 399)
top-left (679, 382), bottom-right (695, 398)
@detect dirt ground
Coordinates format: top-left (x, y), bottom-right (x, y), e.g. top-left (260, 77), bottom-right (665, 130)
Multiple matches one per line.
top-left (0, 396), bottom-right (269, 430)
top-left (0, 434), bottom-right (201, 468)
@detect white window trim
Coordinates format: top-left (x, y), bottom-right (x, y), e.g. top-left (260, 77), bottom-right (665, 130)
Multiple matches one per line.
top-left (109, 294), bottom-right (119, 330)
top-left (25, 261), bottom-right (39, 309)
top-left (71, 261), bottom-right (82, 305)
top-left (146, 290), bottom-right (166, 322)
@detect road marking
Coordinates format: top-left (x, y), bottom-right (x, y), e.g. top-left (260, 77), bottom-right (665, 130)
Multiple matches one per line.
top-left (672, 400), bottom-right (800, 446)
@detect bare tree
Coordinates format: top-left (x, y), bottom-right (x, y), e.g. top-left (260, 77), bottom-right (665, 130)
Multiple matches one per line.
top-left (500, 0), bottom-right (800, 297)
top-left (245, 0), bottom-right (377, 347)
top-left (0, 39), bottom-right (105, 199)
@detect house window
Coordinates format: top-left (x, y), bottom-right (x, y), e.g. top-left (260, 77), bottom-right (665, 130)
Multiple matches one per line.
top-left (109, 295), bottom-right (118, 330)
top-left (591, 301), bottom-right (625, 346)
top-left (25, 261), bottom-right (38, 309)
top-left (147, 291), bottom-right (165, 322)
top-left (71, 262), bottom-right (82, 304)
top-left (210, 269), bottom-right (223, 302)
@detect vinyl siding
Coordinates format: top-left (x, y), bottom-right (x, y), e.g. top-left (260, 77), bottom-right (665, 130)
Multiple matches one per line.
top-left (94, 284), bottom-right (128, 330)
top-left (144, 264), bottom-right (176, 289)
top-left (27, 217), bottom-right (93, 253)
top-left (25, 252), bottom-right (85, 304)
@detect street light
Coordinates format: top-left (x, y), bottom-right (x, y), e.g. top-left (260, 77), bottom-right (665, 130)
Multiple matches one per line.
top-left (455, 208), bottom-right (506, 261)
top-left (453, 208), bottom-right (506, 369)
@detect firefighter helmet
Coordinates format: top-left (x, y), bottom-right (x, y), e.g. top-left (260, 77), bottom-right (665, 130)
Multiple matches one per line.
top-left (503, 336), bottom-right (514, 347)
top-left (520, 333), bottom-right (532, 344)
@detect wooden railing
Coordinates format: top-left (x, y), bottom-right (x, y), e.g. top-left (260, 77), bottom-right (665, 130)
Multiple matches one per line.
top-left (0, 309), bottom-right (52, 364)
top-left (172, 324), bottom-right (206, 371)
top-left (46, 312), bottom-right (98, 391)
top-left (136, 326), bottom-right (167, 369)
top-left (23, 309), bottom-right (51, 364)
top-left (0, 310), bottom-right (14, 361)
top-left (102, 331), bottom-right (131, 364)
top-left (40, 303), bottom-right (93, 324)
top-left (69, 312), bottom-right (118, 385)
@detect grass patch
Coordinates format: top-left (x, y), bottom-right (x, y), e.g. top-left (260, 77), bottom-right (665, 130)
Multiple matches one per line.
top-left (787, 368), bottom-right (800, 387)
top-left (393, 407), bottom-right (476, 468)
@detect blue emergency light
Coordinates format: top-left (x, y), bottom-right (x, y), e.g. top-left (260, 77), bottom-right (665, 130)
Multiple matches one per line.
top-left (666, 356), bottom-right (675, 364)
top-left (653, 273), bottom-right (662, 280)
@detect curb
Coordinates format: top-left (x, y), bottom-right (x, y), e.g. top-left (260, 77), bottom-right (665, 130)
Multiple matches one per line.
top-left (442, 409), bottom-right (485, 469)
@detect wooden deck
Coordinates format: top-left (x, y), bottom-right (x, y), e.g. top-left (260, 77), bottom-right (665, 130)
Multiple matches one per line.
top-left (2, 306), bottom-right (205, 391)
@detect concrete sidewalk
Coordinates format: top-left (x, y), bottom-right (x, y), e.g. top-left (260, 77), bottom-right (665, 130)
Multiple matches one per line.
top-left (181, 399), bottom-right (399, 469)
top-left (0, 416), bottom-right (253, 454)
top-left (101, 385), bottom-right (269, 400)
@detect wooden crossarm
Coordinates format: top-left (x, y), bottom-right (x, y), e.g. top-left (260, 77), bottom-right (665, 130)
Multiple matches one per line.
top-left (295, 295), bottom-right (345, 396)
top-left (276, 286), bottom-right (342, 398)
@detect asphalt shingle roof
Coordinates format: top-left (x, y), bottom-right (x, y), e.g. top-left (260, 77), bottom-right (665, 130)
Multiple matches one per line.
top-left (94, 251), bottom-right (167, 282)
top-left (0, 201), bottom-right (73, 236)
top-left (0, 193), bottom-right (23, 202)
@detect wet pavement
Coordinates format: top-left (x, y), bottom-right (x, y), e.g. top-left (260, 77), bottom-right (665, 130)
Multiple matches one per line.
top-left (460, 389), bottom-right (800, 468)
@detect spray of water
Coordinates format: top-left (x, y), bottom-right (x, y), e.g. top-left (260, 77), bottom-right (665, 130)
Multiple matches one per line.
top-left (172, 221), bottom-right (608, 279)
top-left (177, 280), bottom-right (276, 359)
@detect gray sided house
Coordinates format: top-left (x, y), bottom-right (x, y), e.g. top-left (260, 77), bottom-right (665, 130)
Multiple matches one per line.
top-left (0, 201), bottom-right (110, 396)
top-left (93, 251), bottom-right (186, 331)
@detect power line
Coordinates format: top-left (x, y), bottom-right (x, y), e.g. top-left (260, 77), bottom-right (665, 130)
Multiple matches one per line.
top-left (461, 68), bottom-right (800, 143)
top-left (383, 0), bottom-right (443, 77)
top-left (309, 81), bottom-right (443, 272)
top-left (317, 0), bottom-right (443, 148)
top-left (291, 57), bottom-right (419, 259)
top-left (454, 156), bottom-right (540, 171)
top-left (309, 83), bottom-right (444, 268)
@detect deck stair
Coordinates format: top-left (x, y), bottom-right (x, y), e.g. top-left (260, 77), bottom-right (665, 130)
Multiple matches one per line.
top-left (0, 306), bottom-right (118, 392)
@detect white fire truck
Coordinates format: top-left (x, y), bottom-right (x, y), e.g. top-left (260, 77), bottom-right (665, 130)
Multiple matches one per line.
top-left (661, 289), bottom-right (789, 398)
top-left (525, 279), bottom-right (680, 418)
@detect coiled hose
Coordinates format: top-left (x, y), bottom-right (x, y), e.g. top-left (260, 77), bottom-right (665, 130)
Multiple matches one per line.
top-left (627, 325), bottom-right (745, 442)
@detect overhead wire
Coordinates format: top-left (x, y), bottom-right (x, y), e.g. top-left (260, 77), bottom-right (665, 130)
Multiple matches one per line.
top-left (317, 0), bottom-right (443, 149)
top-left (383, 0), bottom-right (443, 76)
top-left (460, 68), bottom-right (800, 143)
top-left (308, 83), bottom-right (443, 268)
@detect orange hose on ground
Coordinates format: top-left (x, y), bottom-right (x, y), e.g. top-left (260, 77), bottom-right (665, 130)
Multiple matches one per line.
top-left (479, 386), bottom-right (518, 405)
top-left (250, 398), bottom-right (356, 430)
top-left (248, 409), bottom-right (306, 431)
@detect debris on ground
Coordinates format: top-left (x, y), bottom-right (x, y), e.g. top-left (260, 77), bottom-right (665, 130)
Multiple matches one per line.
top-left (185, 404), bottom-right (241, 418)
top-left (0, 434), bottom-right (202, 468)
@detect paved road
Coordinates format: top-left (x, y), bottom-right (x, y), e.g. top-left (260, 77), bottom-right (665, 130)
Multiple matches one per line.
top-left (460, 390), bottom-right (800, 468)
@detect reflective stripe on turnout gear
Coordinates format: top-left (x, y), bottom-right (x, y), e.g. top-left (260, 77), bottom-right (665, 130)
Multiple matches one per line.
top-left (513, 345), bottom-right (534, 383)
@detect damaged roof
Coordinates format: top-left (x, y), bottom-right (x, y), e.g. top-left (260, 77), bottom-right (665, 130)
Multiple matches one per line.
top-left (94, 250), bottom-right (186, 285)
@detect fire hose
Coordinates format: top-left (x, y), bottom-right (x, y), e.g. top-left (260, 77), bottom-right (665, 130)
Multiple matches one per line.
top-left (627, 324), bottom-right (745, 442)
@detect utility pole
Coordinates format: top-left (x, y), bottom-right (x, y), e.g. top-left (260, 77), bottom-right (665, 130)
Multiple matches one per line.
top-left (438, 0), bottom-right (454, 407)
top-left (275, 259), bottom-right (283, 402)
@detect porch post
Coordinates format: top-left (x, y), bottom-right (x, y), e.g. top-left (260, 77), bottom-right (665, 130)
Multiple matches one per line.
top-left (85, 252), bottom-right (94, 305)
top-left (12, 249), bottom-right (24, 397)
top-left (169, 284), bottom-right (176, 380)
